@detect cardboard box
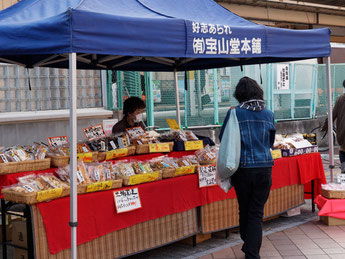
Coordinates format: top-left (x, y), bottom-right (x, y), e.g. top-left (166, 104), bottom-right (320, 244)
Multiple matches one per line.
top-left (180, 233), bottom-right (211, 245)
top-left (281, 145), bottom-right (318, 157)
top-left (12, 220), bottom-right (27, 248)
top-left (320, 216), bottom-right (345, 226)
top-left (14, 247), bottom-right (28, 259)
top-left (0, 223), bottom-right (12, 243)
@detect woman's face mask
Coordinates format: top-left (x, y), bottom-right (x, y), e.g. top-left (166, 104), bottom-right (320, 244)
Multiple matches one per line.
top-left (134, 113), bottom-right (143, 123)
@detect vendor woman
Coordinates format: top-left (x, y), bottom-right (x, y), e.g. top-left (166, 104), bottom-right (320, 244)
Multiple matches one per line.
top-left (112, 96), bottom-right (146, 135)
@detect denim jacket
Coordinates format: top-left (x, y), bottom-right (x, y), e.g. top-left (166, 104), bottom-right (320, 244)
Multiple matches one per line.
top-left (219, 102), bottom-right (276, 168)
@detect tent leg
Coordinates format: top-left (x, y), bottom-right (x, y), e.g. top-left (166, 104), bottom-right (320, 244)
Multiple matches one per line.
top-left (69, 53), bottom-right (78, 259)
top-left (174, 69), bottom-right (181, 127)
top-left (326, 56), bottom-right (334, 183)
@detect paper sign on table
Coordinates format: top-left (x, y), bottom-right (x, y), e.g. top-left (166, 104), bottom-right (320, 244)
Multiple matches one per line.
top-left (184, 140), bottom-right (203, 151)
top-left (83, 124), bottom-right (106, 140)
top-left (86, 180), bottom-right (113, 193)
top-left (126, 127), bottom-right (146, 139)
top-left (198, 165), bottom-right (217, 188)
top-left (288, 139), bottom-right (313, 149)
top-left (149, 143), bottom-right (170, 153)
top-left (105, 148), bottom-right (128, 160)
top-left (175, 165), bottom-right (196, 177)
top-left (166, 119), bottom-right (181, 130)
top-left (77, 152), bottom-right (93, 163)
top-left (113, 187), bottom-right (142, 213)
top-left (47, 136), bottom-right (69, 148)
top-left (37, 188), bottom-right (63, 202)
top-left (128, 171), bottom-right (160, 185)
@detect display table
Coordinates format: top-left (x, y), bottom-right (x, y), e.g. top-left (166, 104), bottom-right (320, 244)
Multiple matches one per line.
top-left (1, 152), bottom-right (326, 259)
top-left (201, 152), bottom-right (326, 233)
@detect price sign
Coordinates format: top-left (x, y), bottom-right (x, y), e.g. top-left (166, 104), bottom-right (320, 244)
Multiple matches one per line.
top-left (47, 136), bottom-right (69, 148)
top-left (77, 152), bottom-right (93, 163)
top-left (113, 187), bottom-right (142, 213)
top-left (149, 143), bottom-right (170, 153)
top-left (105, 148), bottom-right (128, 160)
top-left (166, 119), bottom-right (181, 130)
top-left (128, 171), bottom-right (160, 185)
top-left (126, 127), bottom-right (146, 139)
top-left (184, 140), bottom-right (203, 151)
top-left (198, 165), bottom-right (217, 188)
top-left (37, 188), bottom-right (63, 202)
top-left (83, 124), bottom-right (106, 140)
top-left (175, 165), bottom-right (196, 177)
top-left (86, 180), bottom-right (113, 193)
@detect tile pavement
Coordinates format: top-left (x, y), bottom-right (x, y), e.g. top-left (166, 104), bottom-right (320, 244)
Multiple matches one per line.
top-left (198, 219), bottom-right (345, 259)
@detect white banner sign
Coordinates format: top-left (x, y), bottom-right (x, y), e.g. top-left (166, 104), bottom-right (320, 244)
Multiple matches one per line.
top-left (103, 119), bottom-right (118, 137)
top-left (198, 165), bottom-right (217, 188)
top-left (277, 64), bottom-right (289, 90)
top-left (113, 188), bottom-right (142, 213)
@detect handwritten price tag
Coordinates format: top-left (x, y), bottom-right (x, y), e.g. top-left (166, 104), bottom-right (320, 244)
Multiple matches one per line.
top-left (105, 148), bottom-right (129, 160)
top-left (128, 171), bottom-right (160, 185)
top-left (36, 188), bottom-right (63, 202)
top-left (175, 165), bottom-right (196, 177)
top-left (47, 136), bottom-right (68, 148)
top-left (83, 124), bottom-right (106, 140)
top-left (126, 127), bottom-right (146, 139)
top-left (149, 143), bottom-right (170, 153)
top-left (166, 119), bottom-right (181, 130)
top-left (114, 187), bottom-right (142, 213)
top-left (184, 140), bottom-right (203, 151)
top-left (77, 152), bottom-right (93, 163)
top-left (198, 165), bottom-right (217, 188)
top-left (86, 180), bottom-right (113, 193)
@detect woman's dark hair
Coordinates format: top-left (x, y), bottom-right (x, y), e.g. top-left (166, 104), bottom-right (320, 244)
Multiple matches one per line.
top-left (123, 97), bottom-right (146, 116)
top-left (234, 77), bottom-right (264, 103)
top-left (343, 80), bottom-right (345, 88)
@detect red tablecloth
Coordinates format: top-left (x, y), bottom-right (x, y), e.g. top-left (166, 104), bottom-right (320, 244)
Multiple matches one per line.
top-left (33, 152), bottom-right (325, 254)
top-left (0, 152), bottom-right (325, 254)
top-left (315, 195), bottom-right (345, 220)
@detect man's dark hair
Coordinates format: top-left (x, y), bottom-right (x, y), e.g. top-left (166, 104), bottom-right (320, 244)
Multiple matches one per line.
top-left (234, 77), bottom-right (264, 103)
top-left (343, 80), bottom-right (345, 88)
top-left (123, 97), bottom-right (146, 116)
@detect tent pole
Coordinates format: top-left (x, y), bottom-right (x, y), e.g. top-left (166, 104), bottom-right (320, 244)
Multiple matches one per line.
top-left (326, 56), bottom-right (334, 183)
top-left (174, 69), bottom-right (181, 127)
top-left (69, 53), bottom-right (78, 259)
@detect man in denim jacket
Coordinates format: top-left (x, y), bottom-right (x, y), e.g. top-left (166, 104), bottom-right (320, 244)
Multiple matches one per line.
top-left (219, 77), bottom-right (276, 259)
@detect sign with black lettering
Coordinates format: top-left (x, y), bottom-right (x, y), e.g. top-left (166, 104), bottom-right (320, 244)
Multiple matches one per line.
top-left (198, 165), bottom-right (217, 188)
top-left (47, 136), bottom-right (69, 148)
top-left (113, 187), bottom-right (142, 213)
top-left (83, 124), bottom-right (106, 140)
top-left (126, 127), bottom-right (145, 139)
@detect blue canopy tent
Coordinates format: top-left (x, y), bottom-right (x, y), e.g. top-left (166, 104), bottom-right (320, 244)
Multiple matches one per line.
top-left (0, 0), bottom-right (333, 258)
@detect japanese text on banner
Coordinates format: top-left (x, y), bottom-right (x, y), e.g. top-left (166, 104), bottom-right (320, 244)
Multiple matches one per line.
top-left (189, 21), bottom-right (262, 56)
top-left (113, 188), bottom-right (142, 213)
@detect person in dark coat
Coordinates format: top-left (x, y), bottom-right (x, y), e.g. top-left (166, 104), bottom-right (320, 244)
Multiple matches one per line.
top-left (112, 97), bottom-right (146, 135)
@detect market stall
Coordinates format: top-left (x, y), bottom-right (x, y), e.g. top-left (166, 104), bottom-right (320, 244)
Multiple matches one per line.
top-left (0, 0), bottom-right (331, 258)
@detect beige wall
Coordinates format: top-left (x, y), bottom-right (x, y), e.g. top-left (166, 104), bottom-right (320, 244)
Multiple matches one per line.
top-left (1, 0), bottom-right (19, 11)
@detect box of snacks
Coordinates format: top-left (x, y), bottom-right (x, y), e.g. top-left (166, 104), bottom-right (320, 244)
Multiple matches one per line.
top-left (0, 144), bottom-right (51, 174)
